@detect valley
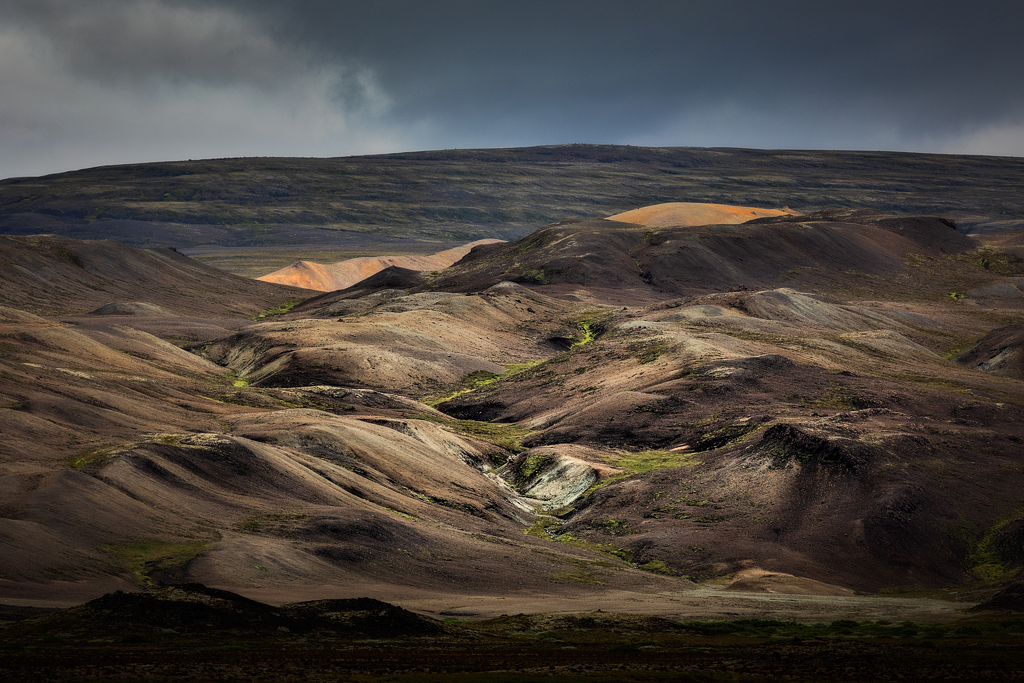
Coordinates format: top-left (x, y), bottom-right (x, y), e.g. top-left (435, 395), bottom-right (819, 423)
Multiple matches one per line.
top-left (1, 163), bottom-right (1024, 679)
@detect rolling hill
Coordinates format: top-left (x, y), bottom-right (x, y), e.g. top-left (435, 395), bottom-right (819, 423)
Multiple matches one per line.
top-left (257, 238), bottom-right (503, 291)
top-left (1, 146), bottom-right (1024, 251)
top-left (1, 201), bottom-right (1023, 613)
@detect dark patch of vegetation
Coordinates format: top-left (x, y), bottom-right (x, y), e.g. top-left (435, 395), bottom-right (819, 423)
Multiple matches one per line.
top-left (411, 413), bottom-right (534, 454)
top-left (65, 444), bottom-right (123, 471)
top-left (426, 361), bottom-right (542, 406)
top-left (628, 338), bottom-right (675, 364)
top-left (5, 146), bottom-right (1024, 251)
top-left (519, 453), bottom-right (552, 480)
top-left (5, 585), bottom-right (1024, 681)
top-left (251, 300), bottom-right (302, 321)
top-left (100, 535), bottom-right (220, 587)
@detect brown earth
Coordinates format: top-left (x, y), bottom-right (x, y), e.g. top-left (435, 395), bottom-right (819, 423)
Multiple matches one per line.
top-left (425, 209), bottom-right (974, 302)
top-left (1, 204), bottom-right (1023, 624)
top-left (257, 239), bottom-right (504, 291)
top-left (955, 325), bottom-right (1024, 379)
top-left (0, 234), bottom-right (316, 317)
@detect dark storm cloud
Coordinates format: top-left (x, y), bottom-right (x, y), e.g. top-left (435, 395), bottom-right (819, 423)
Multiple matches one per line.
top-left (1, 0), bottom-right (1022, 178)
top-left (242, 0), bottom-right (1024, 147)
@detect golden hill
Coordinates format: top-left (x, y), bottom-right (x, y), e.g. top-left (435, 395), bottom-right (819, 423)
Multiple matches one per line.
top-left (607, 202), bottom-right (798, 227)
top-left (257, 239), bottom-right (504, 291)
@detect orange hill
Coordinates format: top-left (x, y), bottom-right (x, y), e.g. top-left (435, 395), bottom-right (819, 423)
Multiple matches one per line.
top-left (257, 239), bottom-right (504, 291)
top-left (607, 202), bottom-right (798, 227)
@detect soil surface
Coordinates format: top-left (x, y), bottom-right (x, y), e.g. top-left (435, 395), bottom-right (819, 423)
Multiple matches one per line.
top-left (1, 202), bottom-right (1023, 681)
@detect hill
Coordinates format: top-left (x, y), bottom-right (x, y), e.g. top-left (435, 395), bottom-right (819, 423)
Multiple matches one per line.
top-left (257, 238), bottom-right (503, 290)
top-left (0, 234), bottom-right (314, 316)
top-left (1, 203), bottom-right (1023, 618)
top-left (1, 146), bottom-right (1024, 251)
top-left (425, 209), bottom-right (975, 301)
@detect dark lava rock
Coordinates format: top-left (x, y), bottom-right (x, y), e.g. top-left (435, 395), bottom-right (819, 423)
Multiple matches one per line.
top-left (282, 597), bottom-right (443, 636)
top-left (969, 583), bottom-right (1024, 613)
top-left (15, 583), bottom-right (443, 639)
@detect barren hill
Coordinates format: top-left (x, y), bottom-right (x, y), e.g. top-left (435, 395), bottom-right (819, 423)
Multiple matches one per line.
top-left (0, 234), bottom-right (314, 317)
top-left (426, 209), bottom-right (974, 301)
top-left (1, 204), bottom-right (1023, 612)
top-left (257, 239), bottom-right (503, 291)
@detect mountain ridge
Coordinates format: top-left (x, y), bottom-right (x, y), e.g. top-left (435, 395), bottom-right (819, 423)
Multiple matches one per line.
top-left (2, 145), bottom-right (1024, 250)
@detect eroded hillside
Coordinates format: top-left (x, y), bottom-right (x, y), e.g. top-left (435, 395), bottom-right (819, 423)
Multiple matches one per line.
top-left (1, 205), bottom-right (1023, 609)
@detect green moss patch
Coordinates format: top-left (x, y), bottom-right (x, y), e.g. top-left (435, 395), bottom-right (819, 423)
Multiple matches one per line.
top-left (251, 300), bottom-right (301, 321)
top-left (569, 309), bottom-right (616, 350)
top-left (583, 449), bottom-right (700, 498)
top-left (66, 444), bottom-right (124, 471)
top-left (411, 414), bottom-right (534, 454)
top-left (964, 511), bottom-right (1024, 584)
top-left (519, 453), bottom-right (552, 480)
top-left (424, 361), bottom-right (544, 406)
top-left (551, 561), bottom-right (605, 585)
top-left (628, 338), bottom-right (675, 364)
top-left (101, 534), bottom-right (220, 587)
top-left (639, 559), bottom-right (679, 576)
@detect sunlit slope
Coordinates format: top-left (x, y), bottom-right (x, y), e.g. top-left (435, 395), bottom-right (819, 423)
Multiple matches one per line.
top-left (607, 202), bottom-right (798, 227)
top-left (257, 239), bottom-right (504, 291)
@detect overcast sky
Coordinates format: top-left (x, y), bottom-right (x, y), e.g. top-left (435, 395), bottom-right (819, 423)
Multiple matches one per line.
top-left (2, 0), bottom-right (1023, 179)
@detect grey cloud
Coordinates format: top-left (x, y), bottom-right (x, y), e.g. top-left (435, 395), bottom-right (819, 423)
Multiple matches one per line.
top-left (231, 0), bottom-right (1024, 150)
top-left (3, 0), bottom-right (319, 86)
top-left (0, 0), bottom-right (404, 177)
top-left (1, 0), bottom-right (1023, 178)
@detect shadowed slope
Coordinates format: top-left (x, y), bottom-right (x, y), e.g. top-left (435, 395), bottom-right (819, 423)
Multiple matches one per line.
top-left (427, 209), bottom-right (975, 300)
top-left (2, 208), bottom-right (1024, 606)
top-left (0, 408), bottom-right (681, 602)
top-left (0, 239), bottom-right (682, 604)
top-left (204, 282), bottom-right (581, 395)
top-left (432, 278), bottom-right (1024, 591)
top-left (956, 325), bottom-right (1024, 379)
top-left (0, 235), bottom-right (314, 316)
